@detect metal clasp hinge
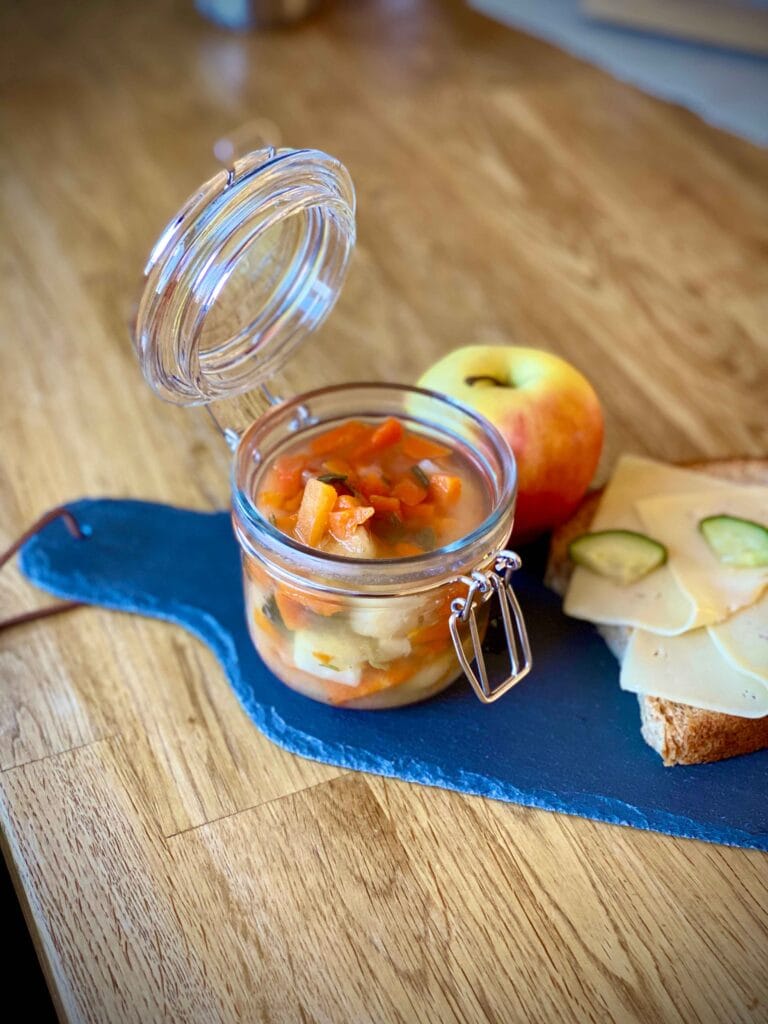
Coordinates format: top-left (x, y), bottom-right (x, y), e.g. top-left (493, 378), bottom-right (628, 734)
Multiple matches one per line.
top-left (449, 550), bottom-right (532, 704)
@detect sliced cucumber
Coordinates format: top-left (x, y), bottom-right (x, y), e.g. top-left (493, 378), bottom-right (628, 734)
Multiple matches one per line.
top-left (699, 515), bottom-right (768, 568)
top-left (569, 530), bottom-right (667, 585)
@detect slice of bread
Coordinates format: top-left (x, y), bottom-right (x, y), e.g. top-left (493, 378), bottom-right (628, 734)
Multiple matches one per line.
top-left (545, 459), bottom-right (768, 766)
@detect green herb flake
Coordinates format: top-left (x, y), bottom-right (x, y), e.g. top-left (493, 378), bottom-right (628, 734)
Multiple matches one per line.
top-left (262, 594), bottom-right (283, 628)
top-left (269, 513), bottom-right (278, 526)
top-left (372, 511), bottom-right (405, 545)
top-left (411, 465), bottom-right (430, 488)
top-left (317, 473), bottom-right (348, 485)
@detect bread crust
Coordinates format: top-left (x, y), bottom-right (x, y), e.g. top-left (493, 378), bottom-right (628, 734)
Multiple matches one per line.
top-left (545, 458), bottom-right (768, 766)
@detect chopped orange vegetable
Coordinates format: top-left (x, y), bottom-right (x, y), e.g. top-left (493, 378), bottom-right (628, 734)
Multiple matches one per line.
top-left (258, 490), bottom-right (285, 509)
top-left (322, 457), bottom-right (352, 477)
top-left (401, 502), bottom-right (436, 526)
top-left (329, 506), bottom-right (375, 540)
top-left (351, 417), bottom-right (403, 459)
top-left (273, 511), bottom-right (298, 534)
top-left (295, 478), bottom-right (338, 546)
top-left (252, 606), bottom-right (282, 645)
top-left (391, 477), bottom-right (428, 507)
top-left (284, 582), bottom-right (343, 617)
top-left (274, 590), bottom-right (310, 630)
top-left (283, 492), bottom-right (304, 513)
top-left (324, 656), bottom-right (417, 705)
top-left (369, 494), bottom-right (401, 515)
top-left (257, 416), bottom-right (485, 561)
top-left (357, 468), bottom-right (389, 499)
top-left (370, 417), bottom-right (403, 449)
top-left (310, 420), bottom-right (369, 456)
top-left (262, 454), bottom-right (306, 498)
top-left (429, 474), bottom-right (462, 506)
top-left (313, 651), bottom-right (335, 665)
top-left (401, 434), bottom-right (451, 461)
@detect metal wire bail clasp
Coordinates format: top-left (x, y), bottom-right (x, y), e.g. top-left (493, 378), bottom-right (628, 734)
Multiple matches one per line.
top-left (449, 550), bottom-right (532, 704)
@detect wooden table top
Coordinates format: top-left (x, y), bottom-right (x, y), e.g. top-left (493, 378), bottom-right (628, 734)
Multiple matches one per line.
top-left (1, 1), bottom-right (767, 1021)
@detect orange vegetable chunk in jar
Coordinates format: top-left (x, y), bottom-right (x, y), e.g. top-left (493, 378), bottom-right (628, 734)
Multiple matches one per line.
top-left (242, 415), bottom-right (497, 709)
top-left (255, 417), bottom-right (487, 559)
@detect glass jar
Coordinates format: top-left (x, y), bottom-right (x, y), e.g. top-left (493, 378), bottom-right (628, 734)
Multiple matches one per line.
top-left (133, 145), bottom-right (531, 707)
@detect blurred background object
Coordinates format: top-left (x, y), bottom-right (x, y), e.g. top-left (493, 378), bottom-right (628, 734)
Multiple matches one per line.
top-left (195, 0), bottom-right (321, 31)
top-left (472, 0), bottom-right (768, 144)
top-left (582, 0), bottom-right (768, 55)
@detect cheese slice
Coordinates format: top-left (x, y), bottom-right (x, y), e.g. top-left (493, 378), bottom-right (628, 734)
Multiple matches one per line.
top-left (565, 455), bottom-right (735, 634)
top-left (709, 591), bottom-right (768, 684)
top-left (621, 627), bottom-right (768, 718)
top-left (636, 488), bottom-right (768, 625)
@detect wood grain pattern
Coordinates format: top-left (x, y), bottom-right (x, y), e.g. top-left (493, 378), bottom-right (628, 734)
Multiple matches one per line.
top-left (0, 0), bottom-right (766, 1020)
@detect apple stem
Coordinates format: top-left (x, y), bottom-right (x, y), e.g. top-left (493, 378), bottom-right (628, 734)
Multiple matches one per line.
top-left (464, 375), bottom-right (506, 387)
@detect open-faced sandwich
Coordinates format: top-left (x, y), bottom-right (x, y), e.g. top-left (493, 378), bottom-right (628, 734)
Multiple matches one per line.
top-left (546, 455), bottom-right (768, 765)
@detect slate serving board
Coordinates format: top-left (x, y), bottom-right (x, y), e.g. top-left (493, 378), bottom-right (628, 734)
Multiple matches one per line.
top-left (20, 498), bottom-right (768, 851)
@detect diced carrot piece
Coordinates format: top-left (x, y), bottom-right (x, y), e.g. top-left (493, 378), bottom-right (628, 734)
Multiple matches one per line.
top-left (307, 595), bottom-right (344, 616)
top-left (370, 417), bottom-right (403, 450)
top-left (400, 434), bottom-right (451, 461)
top-left (350, 417), bottom-right (403, 459)
top-left (369, 494), bottom-right (401, 515)
top-left (273, 511), bottom-right (298, 534)
top-left (329, 506), bottom-right (375, 540)
top-left (283, 492), bottom-right (304, 513)
top-left (258, 490), bottom-right (285, 509)
top-left (394, 541), bottom-right (424, 557)
top-left (322, 457), bottom-right (352, 477)
top-left (364, 657), bottom-right (417, 688)
top-left (261, 455), bottom-right (306, 499)
top-left (278, 585), bottom-right (344, 614)
top-left (310, 420), bottom-right (369, 456)
top-left (391, 477), bottom-right (428, 507)
top-left (401, 502), bottom-right (436, 526)
top-left (274, 454), bottom-right (306, 492)
top-left (429, 474), bottom-right (462, 506)
top-left (313, 651), bottom-right (335, 665)
top-left (274, 590), bottom-right (310, 630)
top-left (295, 478), bottom-right (338, 547)
top-left (357, 468), bottom-right (389, 499)
top-left (324, 655), bottom-right (418, 705)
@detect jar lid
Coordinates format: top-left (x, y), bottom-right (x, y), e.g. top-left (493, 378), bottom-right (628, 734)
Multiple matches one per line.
top-left (133, 148), bottom-right (356, 405)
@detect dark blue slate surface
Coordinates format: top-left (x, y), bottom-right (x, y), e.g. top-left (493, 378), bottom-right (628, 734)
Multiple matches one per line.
top-left (20, 498), bottom-right (768, 851)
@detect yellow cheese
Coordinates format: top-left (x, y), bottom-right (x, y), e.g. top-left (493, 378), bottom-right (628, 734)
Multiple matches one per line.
top-left (621, 627), bottom-right (768, 718)
top-left (709, 592), bottom-right (768, 684)
top-left (565, 455), bottom-right (732, 634)
top-left (636, 488), bottom-right (768, 625)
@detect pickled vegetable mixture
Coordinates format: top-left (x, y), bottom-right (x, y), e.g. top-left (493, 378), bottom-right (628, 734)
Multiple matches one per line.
top-left (256, 417), bottom-right (488, 558)
top-left (244, 417), bottom-right (491, 708)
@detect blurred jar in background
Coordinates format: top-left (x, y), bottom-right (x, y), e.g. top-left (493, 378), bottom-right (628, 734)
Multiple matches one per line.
top-left (196, 0), bottom-right (321, 30)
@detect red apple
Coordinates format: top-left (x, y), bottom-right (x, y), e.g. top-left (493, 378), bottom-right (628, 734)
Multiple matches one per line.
top-left (417, 346), bottom-right (604, 541)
